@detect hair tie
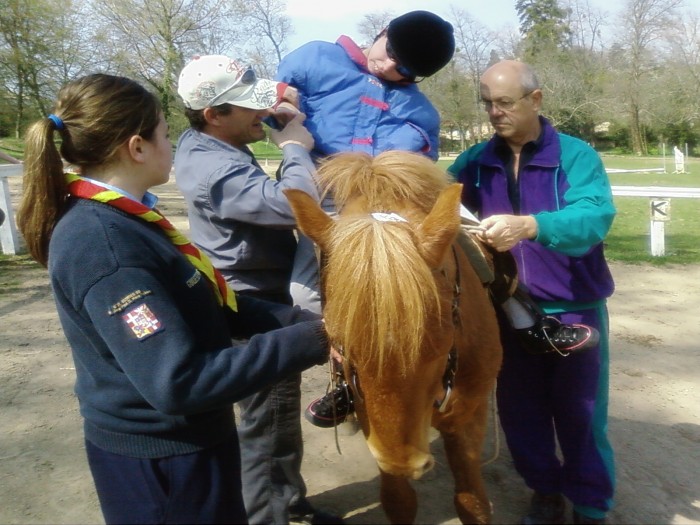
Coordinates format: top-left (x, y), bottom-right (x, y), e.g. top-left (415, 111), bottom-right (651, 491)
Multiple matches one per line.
top-left (47, 114), bottom-right (65, 131)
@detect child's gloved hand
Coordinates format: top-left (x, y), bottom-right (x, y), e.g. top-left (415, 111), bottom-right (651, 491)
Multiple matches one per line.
top-left (269, 101), bottom-right (300, 130)
top-left (270, 112), bottom-right (314, 151)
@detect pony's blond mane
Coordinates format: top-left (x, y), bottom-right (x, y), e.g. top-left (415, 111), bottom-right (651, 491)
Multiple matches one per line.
top-left (317, 151), bottom-right (453, 376)
top-left (322, 216), bottom-right (441, 376)
top-left (317, 150), bottom-right (451, 214)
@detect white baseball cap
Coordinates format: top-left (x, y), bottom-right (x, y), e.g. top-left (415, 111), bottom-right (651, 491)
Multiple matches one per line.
top-left (177, 55), bottom-right (285, 110)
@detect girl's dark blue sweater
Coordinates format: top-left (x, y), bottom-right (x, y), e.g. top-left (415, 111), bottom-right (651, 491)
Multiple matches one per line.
top-left (49, 199), bottom-right (327, 458)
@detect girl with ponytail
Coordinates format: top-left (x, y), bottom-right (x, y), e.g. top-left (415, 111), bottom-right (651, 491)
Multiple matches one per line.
top-left (16, 74), bottom-right (329, 524)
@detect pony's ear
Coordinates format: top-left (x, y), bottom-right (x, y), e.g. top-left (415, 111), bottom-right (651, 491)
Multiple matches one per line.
top-left (417, 184), bottom-right (462, 268)
top-left (284, 189), bottom-right (334, 250)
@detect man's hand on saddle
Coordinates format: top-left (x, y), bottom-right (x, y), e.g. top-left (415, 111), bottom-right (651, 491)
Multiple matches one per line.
top-left (472, 214), bottom-right (538, 252)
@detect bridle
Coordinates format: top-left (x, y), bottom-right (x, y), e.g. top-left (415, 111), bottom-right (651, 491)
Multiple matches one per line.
top-left (318, 228), bottom-right (464, 419)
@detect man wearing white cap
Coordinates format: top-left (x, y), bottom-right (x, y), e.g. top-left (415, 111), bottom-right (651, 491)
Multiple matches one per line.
top-left (174, 55), bottom-right (341, 525)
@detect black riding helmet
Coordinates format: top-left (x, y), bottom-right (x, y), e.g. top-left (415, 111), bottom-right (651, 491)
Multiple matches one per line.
top-left (386, 10), bottom-right (455, 79)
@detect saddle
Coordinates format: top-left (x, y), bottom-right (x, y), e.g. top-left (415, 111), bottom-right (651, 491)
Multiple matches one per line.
top-left (455, 221), bottom-right (518, 305)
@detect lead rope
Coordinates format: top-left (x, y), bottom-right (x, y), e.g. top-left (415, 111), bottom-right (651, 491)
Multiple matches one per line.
top-left (326, 355), bottom-right (344, 455)
top-left (481, 386), bottom-right (501, 466)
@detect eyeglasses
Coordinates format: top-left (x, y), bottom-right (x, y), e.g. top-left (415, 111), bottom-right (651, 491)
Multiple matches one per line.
top-left (481, 91), bottom-right (533, 112)
top-left (385, 40), bottom-right (415, 80)
top-left (207, 65), bottom-right (256, 107)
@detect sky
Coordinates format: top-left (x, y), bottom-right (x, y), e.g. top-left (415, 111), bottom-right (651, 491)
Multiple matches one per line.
top-left (284, 0), bottom-right (614, 51)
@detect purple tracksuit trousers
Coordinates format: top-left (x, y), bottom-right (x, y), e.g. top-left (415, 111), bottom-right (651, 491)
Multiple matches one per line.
top-left (496, 305), bottom-right (615, 518)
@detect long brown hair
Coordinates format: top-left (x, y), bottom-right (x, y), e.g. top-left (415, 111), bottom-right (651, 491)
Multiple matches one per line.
top-left (17, 74), bottom-right (161, 266)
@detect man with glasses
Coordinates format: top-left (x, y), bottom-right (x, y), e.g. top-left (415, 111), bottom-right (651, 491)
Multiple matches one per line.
top-left (449, 60), bottom-right (616, 525)
top-left (174, 55), bottom-right (342, 525)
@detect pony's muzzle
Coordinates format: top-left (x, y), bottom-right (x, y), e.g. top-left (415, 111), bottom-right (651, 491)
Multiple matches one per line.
top-left (376, 452), bottom-right (435, 480)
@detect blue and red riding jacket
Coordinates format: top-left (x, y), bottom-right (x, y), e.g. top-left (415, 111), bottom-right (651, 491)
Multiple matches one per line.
top-left (276, 35), bottom-right (440, 160)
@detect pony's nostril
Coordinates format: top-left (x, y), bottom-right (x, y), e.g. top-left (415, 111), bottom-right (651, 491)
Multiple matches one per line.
top-left (410, 455), bottom-right (435, 480)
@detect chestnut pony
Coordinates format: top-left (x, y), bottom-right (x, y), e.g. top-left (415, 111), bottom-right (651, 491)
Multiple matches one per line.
top-left (285, 151), bottom-right (503, 524)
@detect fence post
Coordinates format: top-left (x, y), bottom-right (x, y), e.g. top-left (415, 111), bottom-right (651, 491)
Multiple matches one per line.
top-left (0, 165), bottom-right (24, 255)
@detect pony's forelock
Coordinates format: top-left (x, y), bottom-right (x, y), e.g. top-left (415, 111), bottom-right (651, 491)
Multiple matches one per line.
top-left (323, 216), bottom-right (440, 376)
top-left (316, 151), bottom-right (455, 377)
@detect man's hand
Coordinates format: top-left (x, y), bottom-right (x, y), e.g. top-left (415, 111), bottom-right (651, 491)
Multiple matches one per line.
top-left (475, 214), bottom-right (538, 252)
top-left (270, 112), bottom-right (314, 151)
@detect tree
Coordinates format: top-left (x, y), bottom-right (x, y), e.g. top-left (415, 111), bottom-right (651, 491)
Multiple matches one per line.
top-left (422, 62), bottom-right (477, 152)
top-left (444, 6), bottom-right (500, 145)
top-left (563, 0), bottom-right (606, 53)
top-left (230, 0), bottom-right (293, 77)
top-left (660, 10), bottom-right (700, 138)
top-left (516, 0), bottom-right (572, 59)
top-left (529, 0), bottom-right (609, 141)
top-left (534, 48), bottom-right (603, 140)
top-left (613, 0), bottom-right (683, 154)
top-left (93, 0), bottom-right (235, 119)
top-left (356, 11), bottom-right (395, 47)
top-left (0, 0), bottom-right (89, 137)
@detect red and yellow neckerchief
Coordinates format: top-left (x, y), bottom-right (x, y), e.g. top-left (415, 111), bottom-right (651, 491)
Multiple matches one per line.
top-left (65, 173), bottom-right (237, 312)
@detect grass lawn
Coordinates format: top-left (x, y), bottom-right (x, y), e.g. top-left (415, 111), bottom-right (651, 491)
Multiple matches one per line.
top-left (1, 137), bottom-right (285, 163)
top-left (608, 198), bottom-right (698, 264)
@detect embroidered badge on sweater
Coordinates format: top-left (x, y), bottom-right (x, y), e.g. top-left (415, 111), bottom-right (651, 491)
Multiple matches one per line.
top-left (122, 304), bottom-right (163, 340)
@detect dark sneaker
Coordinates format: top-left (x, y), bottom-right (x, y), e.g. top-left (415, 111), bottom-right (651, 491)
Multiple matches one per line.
top-left (289, 506), bottom-right (344, 525)
top-left (573, 510), bottom-right (607, 524)
top-left (521, 492), bottom-right (566, 525)
top-left (516, 317), bottom-right (599, 355)
top-left (305, 382), bottom-right (354, 428)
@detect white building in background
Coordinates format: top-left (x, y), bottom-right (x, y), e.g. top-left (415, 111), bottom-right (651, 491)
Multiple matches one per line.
top-left (594, 122), bottom-right (611, 133)
top-left (440, 123), bottom-right (493, 153)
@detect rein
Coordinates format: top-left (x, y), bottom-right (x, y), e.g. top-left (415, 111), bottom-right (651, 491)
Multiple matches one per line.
top-left (434, 245), bottom-right (462, 413)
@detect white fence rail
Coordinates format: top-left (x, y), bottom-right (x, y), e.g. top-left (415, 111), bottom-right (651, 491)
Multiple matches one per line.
top-left (610, 185), bottom-right (700, 256)
top-left (610, 186), bottom-right (700, 198)
top-left (1, 166), bottom-right (699, 257)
